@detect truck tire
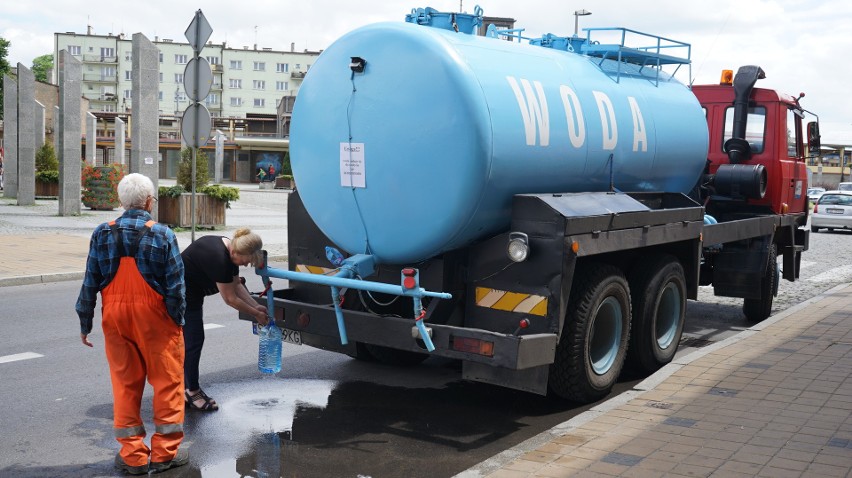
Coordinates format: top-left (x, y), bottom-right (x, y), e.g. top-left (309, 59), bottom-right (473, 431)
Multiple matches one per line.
top-left (364, 344), bottom-right (429, 366)
top-left (743, 243), bottom-right (778, 323)
top-left (548, 264), bottom-right (631, 403)
top-left (627, 255), bottom-right (686, 374)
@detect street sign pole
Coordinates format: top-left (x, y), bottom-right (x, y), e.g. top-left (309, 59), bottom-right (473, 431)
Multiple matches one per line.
top-left (183, 9), bottom-right (214, 242)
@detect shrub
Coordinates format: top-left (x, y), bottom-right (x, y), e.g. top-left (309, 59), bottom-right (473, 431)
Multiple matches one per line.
top-left (158, 183), bottom-right (239, 209)
top-left (177, 148), bottom-right (210, 191)
top-left (35, 170), bottom-right (59, 183)
top-left (36, 142), bottom-right (59, 172)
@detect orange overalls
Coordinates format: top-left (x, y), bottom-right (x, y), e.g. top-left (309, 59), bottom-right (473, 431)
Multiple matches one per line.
top-left (101, 220), bottom-right (185, 467)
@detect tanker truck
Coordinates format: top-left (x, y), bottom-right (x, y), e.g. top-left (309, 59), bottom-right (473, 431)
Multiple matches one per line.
top-left (243, 6), bottom-right (819, 404)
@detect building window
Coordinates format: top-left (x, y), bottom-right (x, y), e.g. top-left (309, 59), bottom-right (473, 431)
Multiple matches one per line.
top-left (103, 104), bottom-right (116, 113)
top-left (68, 45), bottom-right (81, 56)
top-left (276, 63), bottom-right (288, 73)
top-left (252, 80), bottom-right (265, 90)
top-left (275, 81), bottom-right (287, 91)
top-left (206, 56), bottom-right (220, 65)
top-left (175, 73), bottom-right (184, 84)
top-left (229, 78), bottom-right (242, 89)
top-left (254, 98), bottom-right (265, 107)
top-left (159, 52), bottom-right (164, 63)
top-left (159, 72), bottom-right (163, 83)
top-left (230, 60), bottom-right (242, 70)
top-left (125, 70), bottom-right (132, 80)
top-left (230, 97), bottom-right (242, 107)
top-left (158, 91), bottom-right (163, 101)
top-left (253, 61), bottom-right (266, 71)
top-left (124, 89), bottom-right (131, 99)
top-left (295, 64), bottom-right (301, 70)
top-left (101, 66), bottom-right (115, 80)
top-left (206, 93), bottom-right (219, 105)
top-left (100, 47), bottom-right (115, 59)
top-left (175, 54), bottom-right (188, 64)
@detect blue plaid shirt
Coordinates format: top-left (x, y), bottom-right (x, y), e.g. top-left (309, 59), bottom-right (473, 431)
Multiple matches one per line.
top-left (75, 209), bottom-right (186, 334)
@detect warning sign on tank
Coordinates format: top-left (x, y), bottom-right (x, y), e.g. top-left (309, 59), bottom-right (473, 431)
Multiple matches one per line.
top-left (340, 142), bottom-right (366, 188)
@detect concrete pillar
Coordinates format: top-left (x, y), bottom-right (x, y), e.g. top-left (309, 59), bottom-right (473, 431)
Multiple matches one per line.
top-left (115, 117), bottom-right (126, 166)
top-left (34, 101), bottom-right (45, 151)
top-left (53, 106), bottom-right (60, 151)
top-left (85, 112), bottom-right (97, 165)
top-left (214, 129), bottom-right (224, 183)
top-left (131, 34), bottom-right (159, 183)
top-left (58, 50), bottom-right (82, 216)
top-left (16, 64), bottom-right (36, 206)
top-left (3, 75), bottom-right (17, 198)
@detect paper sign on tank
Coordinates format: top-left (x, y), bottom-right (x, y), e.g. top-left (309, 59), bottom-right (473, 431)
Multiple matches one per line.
top-left (340, 142), bottom-right (366, 188)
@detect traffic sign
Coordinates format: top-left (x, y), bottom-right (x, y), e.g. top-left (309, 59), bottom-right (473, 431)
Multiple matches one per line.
top-left (184, 10), bottom-right (213, 53)
top-left (184, 57), bottom-right (212, 102)
top-left (181, 103), bottom-right (212, 148)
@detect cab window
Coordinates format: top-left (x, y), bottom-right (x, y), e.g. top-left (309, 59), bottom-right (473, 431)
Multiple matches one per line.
top-left (723, 106), bottom-right (766, 154)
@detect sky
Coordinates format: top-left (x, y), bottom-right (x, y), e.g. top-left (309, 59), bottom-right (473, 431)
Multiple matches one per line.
top-left (3, 0), bottom-right (850, 144)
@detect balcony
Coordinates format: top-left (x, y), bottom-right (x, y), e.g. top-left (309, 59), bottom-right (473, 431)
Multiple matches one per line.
top-left (211, 83), bottom-right (223, 91)
top-left (82, 55), bottom-right (118, 64)
top-left (83, 74), bottom-right (119, 83)
top-left (211, 64), bottom-right (223, 73)
top-left (291, 71), bottom-right (306, 79)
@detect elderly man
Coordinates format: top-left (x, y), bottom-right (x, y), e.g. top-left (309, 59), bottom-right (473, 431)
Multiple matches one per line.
top-left (76, 173), bottom-right (188, 475)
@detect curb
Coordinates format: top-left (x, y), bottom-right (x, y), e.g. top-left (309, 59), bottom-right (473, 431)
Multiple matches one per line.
top-left (453, 282), bottom-right (852, 478)
top-left (0, 255), bottom-right (289, 288)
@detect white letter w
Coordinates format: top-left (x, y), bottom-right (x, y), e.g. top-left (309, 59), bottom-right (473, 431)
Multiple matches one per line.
top-left (507, 76), bottom-right (550, 146)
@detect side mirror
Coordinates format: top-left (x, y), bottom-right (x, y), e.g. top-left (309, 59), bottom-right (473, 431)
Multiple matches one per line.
top-left (807, 121), bottom-right (821, 152)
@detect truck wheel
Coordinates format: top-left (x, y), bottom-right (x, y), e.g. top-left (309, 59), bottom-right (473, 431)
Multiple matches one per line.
top-left (364, 344), bottom-right (428, 366)
top-left (811, 225), bottom-right (819, 233)
top-left (627, 255), bottom-right (686, 374)
top-left (743, 243), bottom-right (778, 323)
top-left (549, 264), bottom-right (631, 403)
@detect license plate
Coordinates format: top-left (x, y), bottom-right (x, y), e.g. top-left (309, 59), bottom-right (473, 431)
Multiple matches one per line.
top-left (826, 208), bottom-right (844, 214)
top-left (282, 328), bottom-right (302, 345)
top-left (250, 323), bottom-right (302, 345)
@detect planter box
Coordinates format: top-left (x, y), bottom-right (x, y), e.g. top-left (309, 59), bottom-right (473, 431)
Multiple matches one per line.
top-left (158, 193), bottom-right (226, 228)
top-left (274, 176), bottom-right (295, 189)
top-left (36, 180), bottom-right (59, 197)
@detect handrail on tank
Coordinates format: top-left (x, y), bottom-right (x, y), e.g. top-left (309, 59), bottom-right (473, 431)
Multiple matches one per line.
top-left (254, 251), bottom-right (451, 352)
top-left (579, 27), bottom-right (692, 86)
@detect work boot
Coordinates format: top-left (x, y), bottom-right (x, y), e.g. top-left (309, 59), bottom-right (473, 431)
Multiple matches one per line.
top-left (150, 447), bottom-right (190, 473)
top-left (114, 453), bottom-right (149, 475)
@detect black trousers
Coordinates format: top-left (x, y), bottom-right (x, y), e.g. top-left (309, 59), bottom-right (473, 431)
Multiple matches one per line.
top-left (183, 307), bottom-right (205, 391)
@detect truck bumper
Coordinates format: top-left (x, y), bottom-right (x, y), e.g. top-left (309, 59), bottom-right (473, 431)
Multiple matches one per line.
top-left (241, 296), bottom-right (558, 371)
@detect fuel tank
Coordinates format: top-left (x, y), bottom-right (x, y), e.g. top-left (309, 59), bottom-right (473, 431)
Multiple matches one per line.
top-left (290, 20), bottom-right (709, 264)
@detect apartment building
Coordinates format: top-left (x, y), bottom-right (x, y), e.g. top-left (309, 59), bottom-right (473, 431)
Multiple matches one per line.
top-left (53, 31), bottom-right (319, 121)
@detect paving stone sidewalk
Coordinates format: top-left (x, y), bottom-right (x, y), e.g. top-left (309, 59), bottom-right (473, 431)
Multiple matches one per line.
top-left (459, 284), bottom-right (852, 478)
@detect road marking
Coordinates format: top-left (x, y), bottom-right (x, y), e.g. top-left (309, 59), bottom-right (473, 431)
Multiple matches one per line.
top-left (0, 352), bottom-right (44, 364)
top-left (204, 323), bottom-right (225, 330)
top-left (806, 264), bottom-right (852, 283)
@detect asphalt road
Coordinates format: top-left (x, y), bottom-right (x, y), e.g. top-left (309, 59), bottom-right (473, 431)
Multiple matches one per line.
top-left (1, 226), bottom-right (850, 478)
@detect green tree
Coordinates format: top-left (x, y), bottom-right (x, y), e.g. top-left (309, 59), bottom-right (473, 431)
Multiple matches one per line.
top-left (36, 142), bottom-right (59, 171)
top-left (32, 54), bottom-right (53, 83)
top-left (0, 37), bottom-right (12, 120)
top-left (177, 148), bottom-right (210, 191)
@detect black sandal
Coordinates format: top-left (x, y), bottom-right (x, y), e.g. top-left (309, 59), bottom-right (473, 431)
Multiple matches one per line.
top-left (185, 389), bottom-right (219, 412)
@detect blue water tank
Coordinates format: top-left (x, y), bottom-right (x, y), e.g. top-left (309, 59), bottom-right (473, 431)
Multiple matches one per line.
top-left (290, 21), bottom-right (709, 265)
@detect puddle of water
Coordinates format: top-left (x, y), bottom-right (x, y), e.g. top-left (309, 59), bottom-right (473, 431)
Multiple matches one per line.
top-left (186, 377), bottom-right (335, 474)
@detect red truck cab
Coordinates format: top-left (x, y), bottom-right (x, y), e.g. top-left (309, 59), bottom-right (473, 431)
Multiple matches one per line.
top-left (692, 66), bottom-right (819, 216)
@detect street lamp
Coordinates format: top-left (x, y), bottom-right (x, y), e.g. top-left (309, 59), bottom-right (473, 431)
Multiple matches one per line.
top-left (574, 9), bottom-right (592, 37)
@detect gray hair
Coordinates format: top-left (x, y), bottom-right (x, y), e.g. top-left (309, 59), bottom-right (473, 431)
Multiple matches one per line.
top-left (118, 173), bottom-right (155, 210)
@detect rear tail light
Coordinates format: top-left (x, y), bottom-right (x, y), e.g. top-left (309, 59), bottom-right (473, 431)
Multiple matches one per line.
top-left (451, 336), bottom-right (494, 357)
top-left (813, 204), bottom-right (818, 213)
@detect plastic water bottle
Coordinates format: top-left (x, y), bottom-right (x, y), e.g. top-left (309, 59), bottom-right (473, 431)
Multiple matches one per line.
top-left (258, 321), bottom-right (282, 374)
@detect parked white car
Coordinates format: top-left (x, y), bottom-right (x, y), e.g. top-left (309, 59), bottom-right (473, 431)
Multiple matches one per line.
top-left (811, 191), bottom-right (852, 233)
top-left (807, 187), bottom-right (825, 203)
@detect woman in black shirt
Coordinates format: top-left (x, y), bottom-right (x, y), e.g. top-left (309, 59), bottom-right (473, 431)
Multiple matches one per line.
top-left (181, 228), bottom-right (269, 411)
